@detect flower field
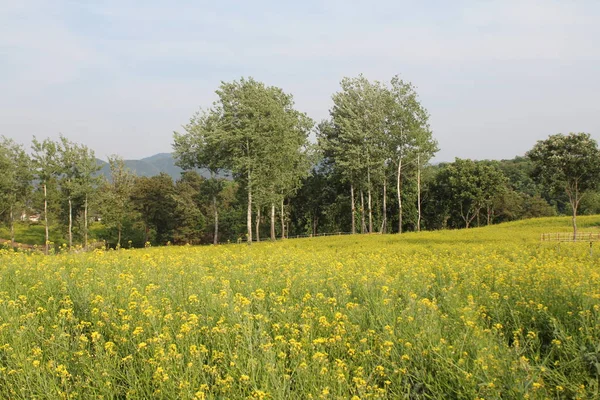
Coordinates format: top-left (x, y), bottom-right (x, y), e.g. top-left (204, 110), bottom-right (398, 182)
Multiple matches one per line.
top-left (1, 217), bottom-right (599, 399)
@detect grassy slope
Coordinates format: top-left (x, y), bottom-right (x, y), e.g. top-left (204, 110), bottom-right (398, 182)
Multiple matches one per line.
top-left (2, 215), bottom-right (598, 247)
top-left (0, 222), bottom-right (107, 247)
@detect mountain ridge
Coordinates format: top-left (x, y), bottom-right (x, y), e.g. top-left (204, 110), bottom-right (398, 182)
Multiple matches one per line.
top-left (96, 153), bottom-right (212, 180)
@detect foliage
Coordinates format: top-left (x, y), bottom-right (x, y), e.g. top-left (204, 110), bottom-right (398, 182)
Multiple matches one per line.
top-left (527, 133), bottom-right (600, 235)
top-left (0, 137), bottom-right (32, 240)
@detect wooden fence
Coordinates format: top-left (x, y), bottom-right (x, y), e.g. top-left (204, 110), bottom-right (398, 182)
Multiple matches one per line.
top-left (540, 232), bottom-right (600, 242)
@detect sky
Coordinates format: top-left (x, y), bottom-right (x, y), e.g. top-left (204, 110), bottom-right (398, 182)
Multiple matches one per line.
top-left (1, 0), bottom-right (599, 162)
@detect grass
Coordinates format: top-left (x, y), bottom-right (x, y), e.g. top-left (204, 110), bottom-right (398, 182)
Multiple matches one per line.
top-left (0, 222), bottom-right (107, 248)
top-left (0, 216), bottom-right (599, 399)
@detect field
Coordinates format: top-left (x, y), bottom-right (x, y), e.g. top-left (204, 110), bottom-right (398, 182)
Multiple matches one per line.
top-left (0, 222), bottom-right (108, 248)
top-left (1, 217), bottom-right (599, 399)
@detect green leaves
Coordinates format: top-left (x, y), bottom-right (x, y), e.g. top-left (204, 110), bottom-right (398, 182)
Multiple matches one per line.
top-left (527, 132), bottom-right (600, 235)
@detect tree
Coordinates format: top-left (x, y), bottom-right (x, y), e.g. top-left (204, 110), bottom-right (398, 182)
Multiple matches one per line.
top-left (100, 156), bottom-right (137, 248)
top-left (171, 172), bottom-right (206, 244)
top-left (177, 77), bottom-right (312, 245)
top-left (0, 137), bottom-right (32, 245)
top-left (174, 110), bottom-right (225, 244)
top-left (328, 76), bottom-right (388, 234)
top-left (386, 76), bottom-right (437, 233)
top-left (31, 137), bottom-right (59, 254)
top-left (130, 173), bottom-right (177, 245)
top-left (56, 136), bottom-right (101, 249)
top-left (431, 159), bottom-right (507, 229)
top-left (527, 133), bottom-right (600, 237)
top-left (74, 142), bottom-right (102, 249)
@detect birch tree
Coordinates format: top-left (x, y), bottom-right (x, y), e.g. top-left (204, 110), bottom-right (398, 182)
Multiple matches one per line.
top-left (328, 76), bottom-right (387, 234)
top-left (0, 137), bottom-right (32, 245)
top-left (386, 76), bottom-right (437, 233)
top-left (31, 137), bottom-right (59, 254)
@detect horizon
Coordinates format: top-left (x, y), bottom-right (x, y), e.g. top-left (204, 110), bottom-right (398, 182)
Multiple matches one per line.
top-left (2, 1), bottom-right (599, 162)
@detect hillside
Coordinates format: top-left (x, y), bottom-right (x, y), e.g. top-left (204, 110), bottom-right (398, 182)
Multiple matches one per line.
top-left (96, 153), bottom-right (213, 180)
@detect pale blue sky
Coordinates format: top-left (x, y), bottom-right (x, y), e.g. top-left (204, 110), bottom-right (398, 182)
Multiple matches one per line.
top-left (1, 0), bottom-right (599, 161)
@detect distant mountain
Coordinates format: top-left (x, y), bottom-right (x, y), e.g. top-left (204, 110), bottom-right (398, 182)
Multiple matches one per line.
top-left (97, 153), bottom-right (214, 180)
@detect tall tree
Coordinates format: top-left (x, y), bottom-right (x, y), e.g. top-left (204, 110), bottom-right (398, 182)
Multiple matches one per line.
top-left (0, 137), bottom-right (32, 245)
top-left (527, 133), bottom-right (600, 237)
top-left (74, 142), bottom-right (101, 249)
top-left (31, 137), bottom-right (59, 254)
top-left (56, 136), bottom-right (101, 249)
top-left (325, 76), bottom-right (387, 234)
top-left (180, 77), bottom-right (312, 244)
top-left (174, 110), bottom-right (225, 244)
top-left (386, 76), bottom-right (437, 233)
top-left (100, 156), bottom-right (137, 248)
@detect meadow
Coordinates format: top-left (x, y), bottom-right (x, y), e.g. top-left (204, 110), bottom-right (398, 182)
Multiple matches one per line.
top-left (0, 217), bottom-right (599, 399)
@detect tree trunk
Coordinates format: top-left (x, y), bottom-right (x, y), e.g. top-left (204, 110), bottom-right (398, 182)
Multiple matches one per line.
top-left (572, 202), bottom-right (578, 240)
top-left (381, 177), bottom-right (387, 233)
top-left (367, 168), bottom-right (373, 233)
top-left (10, 207), bottom-right (15, 245)
top-left (397, 158), bottom-right (403, 234)
top-left (280, 199), bottom-right (285, 240)
top-left (84, 194), bottom-right (89, 250)
top-left (255, 207), bottom-right (261, 242)
top-left (213, 193), bottom-right (219, 245)
top-left (417, 154), bottom-right (421, 232)
top-left (487, 206), bottom-right (492, 226)
top-left (360, 191), bottom-right (366, 234)
top-left (44, 184), bottom-right (49, 255)
top-left (270, 203), bottom-right (276, 241)
top-left (247, 177), bottom-right (253, 245)
top-left (313, 215), bottom-right (318, 235)
top-left (117, 222), bottom-right (122, 249)
top-left (68, 197), bottom-right (73, 249)
top-left (350, 183), bottom-right (356, 234)
top-left (144, 224), bottom-right (149, 244)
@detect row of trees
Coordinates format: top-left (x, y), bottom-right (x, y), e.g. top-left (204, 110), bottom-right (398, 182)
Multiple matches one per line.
top-left (1, 75), bottom-right (599, 249)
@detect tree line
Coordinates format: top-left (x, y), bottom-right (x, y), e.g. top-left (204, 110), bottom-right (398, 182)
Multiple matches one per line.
top-left (1, 75), bottom-right (599, 250)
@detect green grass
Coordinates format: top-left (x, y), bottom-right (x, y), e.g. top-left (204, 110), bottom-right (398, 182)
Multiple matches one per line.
top-left (0, 222), bottom-right (107, 247)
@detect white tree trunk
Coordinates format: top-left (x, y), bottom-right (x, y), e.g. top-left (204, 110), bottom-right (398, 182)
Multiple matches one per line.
top-left (397, 158), bottom-right (402, 234)
top-left (44, 184), bottom-right (49, 254)
top-left (84, 194), bottom-right (89, 249)
top-left (367, 168), bottom-right (373, 233)
top-left (255, 207), bottom-right (261, 242)
top-left (10, 207), bottom-right (14, 245)
top-left (417, 154), bottom-right (421, 232)
top-left (350, 183), bottom-right (356, 234)
top-left (280, 199), bottom-right (285, 239)
top-left (68, 197), bottom-right (73, 249)
top-left (381, 177), bottom-right (387, 233)
top-left (360, 190), bottom-right (366, 234)
top-left (117, 222), bottom-right (122, 249)
top-left (270, 203), bottom-right (276, 241)
top-left (247, 175), bottom-right (252, 244)
top-left (213, 194), bottom-right (219, 245)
